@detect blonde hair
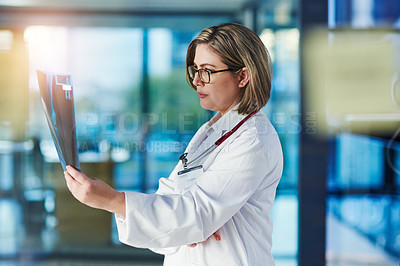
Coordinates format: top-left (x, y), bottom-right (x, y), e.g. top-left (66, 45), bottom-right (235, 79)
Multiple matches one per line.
top-left (186, 23), bottom-right (272, 115)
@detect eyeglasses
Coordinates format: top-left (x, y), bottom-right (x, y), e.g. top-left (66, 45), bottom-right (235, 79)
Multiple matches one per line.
top-left (188, 65), bottom-right (233, 84)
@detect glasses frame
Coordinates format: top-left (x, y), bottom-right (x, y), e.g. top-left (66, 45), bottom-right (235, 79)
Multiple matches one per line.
top-left (188, 65), bottom-right (233, 84)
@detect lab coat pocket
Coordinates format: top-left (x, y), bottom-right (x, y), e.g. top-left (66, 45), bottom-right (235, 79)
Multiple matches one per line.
top-left (177, 165), bottom-right (203, 190)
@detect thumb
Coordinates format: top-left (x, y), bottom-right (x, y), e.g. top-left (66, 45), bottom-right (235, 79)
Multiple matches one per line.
top-left (66, 165), bottom-right (87, 183)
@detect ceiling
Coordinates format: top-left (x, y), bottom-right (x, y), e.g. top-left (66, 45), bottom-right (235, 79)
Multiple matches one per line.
top-left (0, 0), bottom-right (251, 13)
top-left (0, 0), bottom-right (297, 30)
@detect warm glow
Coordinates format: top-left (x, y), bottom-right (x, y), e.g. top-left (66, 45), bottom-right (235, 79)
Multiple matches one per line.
top-left (0, 30), bottom-right (13, 50)
top-left (304, 29), bottom-right (399, 134)
top-left (24, 26), bottom-right (69, 89)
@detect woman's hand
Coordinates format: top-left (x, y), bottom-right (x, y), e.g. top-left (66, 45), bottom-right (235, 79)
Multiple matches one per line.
top-left (64, 165), bottom-right (126, 218)
top-left (187, 231), bottom-right (221, 247)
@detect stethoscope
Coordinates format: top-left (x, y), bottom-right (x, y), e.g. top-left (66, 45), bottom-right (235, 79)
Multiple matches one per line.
top-left (179, 110), bottom-right (258, 170)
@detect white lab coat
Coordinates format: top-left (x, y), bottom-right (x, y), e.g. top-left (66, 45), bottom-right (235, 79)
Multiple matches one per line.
top-left (116, 107), bottom-right (283, 266)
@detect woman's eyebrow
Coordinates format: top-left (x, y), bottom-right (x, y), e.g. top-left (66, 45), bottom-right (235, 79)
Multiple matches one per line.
top-left (194, 63), bottom-right (217, 68)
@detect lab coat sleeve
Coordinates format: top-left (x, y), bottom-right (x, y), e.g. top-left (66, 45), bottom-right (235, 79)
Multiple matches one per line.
top-left (116, 130), bottom-right (272, 249)
top-left (116, 176), bottom-right (182, 255)
top-left (149, 177), bottom-right (182, 255)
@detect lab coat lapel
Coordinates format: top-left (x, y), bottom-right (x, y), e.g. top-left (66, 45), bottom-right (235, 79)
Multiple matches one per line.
top-left (185, 129), bottom-right (219, 164)
top-left (194, 109), bottom-right (246, 170)
top-left (184, 112), bottom-right (219, 162)
top-left (185, 122), bottom-right (209, 154)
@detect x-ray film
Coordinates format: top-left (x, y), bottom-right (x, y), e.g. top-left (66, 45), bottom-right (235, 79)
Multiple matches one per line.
top-left (37, 70), bottom-right (80, 171)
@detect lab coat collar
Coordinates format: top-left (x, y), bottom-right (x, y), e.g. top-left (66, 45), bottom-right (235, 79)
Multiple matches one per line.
top-left (184, 104), bottom-right (250, 167)
top-left (205, 103), bottom-right (246, 138)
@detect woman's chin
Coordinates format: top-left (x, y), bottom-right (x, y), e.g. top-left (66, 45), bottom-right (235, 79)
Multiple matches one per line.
top-left (200, 101), bottom-right (214, 112)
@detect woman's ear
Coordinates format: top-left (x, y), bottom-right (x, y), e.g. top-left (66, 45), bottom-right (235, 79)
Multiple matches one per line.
top-left (238, 67), bottom-right (250, 88)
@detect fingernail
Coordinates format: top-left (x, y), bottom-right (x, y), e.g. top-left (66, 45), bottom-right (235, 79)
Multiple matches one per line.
top-left (216, 235), bottom-right (221, 241)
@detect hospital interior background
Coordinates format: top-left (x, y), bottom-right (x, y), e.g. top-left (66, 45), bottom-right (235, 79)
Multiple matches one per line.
top-left (0, 0), bottom-right (399, 265)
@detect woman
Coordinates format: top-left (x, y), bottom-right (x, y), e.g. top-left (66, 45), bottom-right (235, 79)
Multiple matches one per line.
top-left (64, 23), bottom-right (283, 266)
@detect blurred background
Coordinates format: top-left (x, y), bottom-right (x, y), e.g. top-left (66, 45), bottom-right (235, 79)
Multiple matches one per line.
top-left (0, 0), bottom-right (399, 265)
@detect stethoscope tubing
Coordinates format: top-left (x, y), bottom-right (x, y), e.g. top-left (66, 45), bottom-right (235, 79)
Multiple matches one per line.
top-left (185, 144), bottom-right (217, 168)
top-left (181, 110), bottom-right (258, 169)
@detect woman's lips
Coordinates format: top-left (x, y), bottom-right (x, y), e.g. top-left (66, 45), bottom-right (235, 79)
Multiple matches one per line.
top-left (198, 92), bottom-right (207, 98)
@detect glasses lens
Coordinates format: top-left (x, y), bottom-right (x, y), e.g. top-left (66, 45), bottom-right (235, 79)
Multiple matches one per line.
top-left (188, 66), bottom-right (195, 79)
top-left (188, 66), bottom-right (210, 83)
top-left (199, 69), bottom-right (210, 83)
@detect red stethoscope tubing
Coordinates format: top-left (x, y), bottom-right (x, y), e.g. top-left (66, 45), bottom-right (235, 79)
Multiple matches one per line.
top-left (182, 110), bottom-right (258, 168)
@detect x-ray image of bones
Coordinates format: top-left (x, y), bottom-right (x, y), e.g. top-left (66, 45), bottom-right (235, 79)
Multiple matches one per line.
top-left (37, 70), bottom-right (80, 171)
